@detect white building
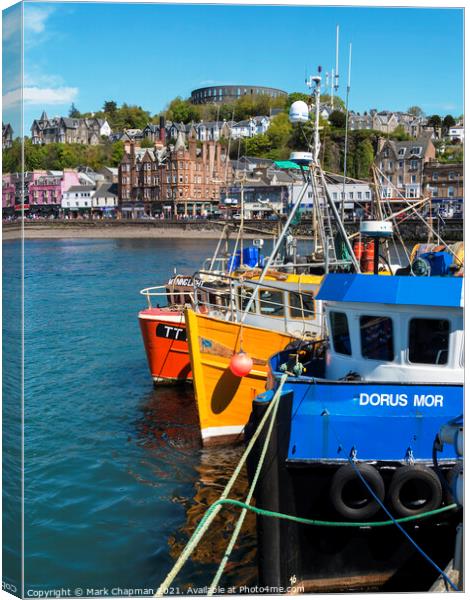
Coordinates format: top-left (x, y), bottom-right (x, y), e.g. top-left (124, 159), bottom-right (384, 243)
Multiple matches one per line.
top-left (448, 126), bottom-right (464, 143)
top-left (92, 183), bottom-right (118, 213)
top-left (291, 173), bottom-right (373, 215)
top-left (61, 185), bottom-right (94, 210)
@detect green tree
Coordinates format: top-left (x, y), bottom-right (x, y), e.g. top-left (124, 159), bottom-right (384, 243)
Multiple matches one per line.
top-left (320, 94), bottom-right (346, 111)
top-left (442, 114), bottom-right (456, 132)
top-left (266, 112), bottom-right (292, 147)
top-left (110, 141), bottom-right (125, 166)
top-left (140, 137), bottom-right (154, 148)
top-left (286, 92), bottom-right (310, 107)
top-left (391, 124), bottom-right (411, 141)
top-left (329, 110), bottom-right (346, 129)
top-left (165, 97), bottom-right (200, 123)
top-left (68, 103), bottom-right (81, 118)
top-left (103, 100), bottom-right (118, 115)
top-left (427, 114), bottom-right (442, 135)
top-left (354, 138), bottom-right (374, 179)
top-left (407, 106), bottom-right (424, 117)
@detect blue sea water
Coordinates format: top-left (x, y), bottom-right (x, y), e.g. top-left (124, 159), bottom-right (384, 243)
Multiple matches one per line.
top-left (4, 238), bottom-right (258, 595)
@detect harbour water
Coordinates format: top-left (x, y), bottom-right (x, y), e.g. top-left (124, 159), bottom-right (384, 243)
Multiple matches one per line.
top-left (5, 238), bottom-right (260, 594)
top-left (3, 236), bottom-right (419, 594)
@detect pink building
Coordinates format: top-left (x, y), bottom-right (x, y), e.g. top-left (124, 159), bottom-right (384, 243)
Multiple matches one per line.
top-left (2, 173), bottom-right (16, 211)
top-left (28, 169), bottom-right (81, 213)
top-left (2, 169), bottom-right (81, 216)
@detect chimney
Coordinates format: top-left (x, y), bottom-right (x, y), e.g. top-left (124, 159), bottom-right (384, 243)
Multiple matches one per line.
top-left (159, 116), bottom-right (166, 144)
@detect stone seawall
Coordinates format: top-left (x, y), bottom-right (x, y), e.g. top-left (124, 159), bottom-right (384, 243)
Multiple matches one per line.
top-left (3, 218), bottom-right (463, 242)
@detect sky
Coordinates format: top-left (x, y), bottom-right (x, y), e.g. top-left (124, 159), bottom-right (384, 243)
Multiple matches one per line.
top-left (2, 2), bottom-right (464, 137)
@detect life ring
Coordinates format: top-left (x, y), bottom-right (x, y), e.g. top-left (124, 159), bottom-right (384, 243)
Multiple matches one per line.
top-left (330, 463), bottom-right (385, 520)
top-left (388, 465), bottom-right (442, 517)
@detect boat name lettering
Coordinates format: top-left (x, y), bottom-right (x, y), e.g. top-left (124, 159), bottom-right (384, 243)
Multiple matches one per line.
top-left (156, 323), bottom-right (187, 341)
top-left (167, 277), bottom-right (202, 287)
top-left (359, 392), bottom-right (444, 408)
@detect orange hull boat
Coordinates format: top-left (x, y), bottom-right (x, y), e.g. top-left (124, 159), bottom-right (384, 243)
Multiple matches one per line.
top-left (138, 308), bottom-right (191, 384)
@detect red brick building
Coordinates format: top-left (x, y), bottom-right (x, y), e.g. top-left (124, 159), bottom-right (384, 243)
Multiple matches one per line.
top-left (118, 133), bottom-right (232, 218)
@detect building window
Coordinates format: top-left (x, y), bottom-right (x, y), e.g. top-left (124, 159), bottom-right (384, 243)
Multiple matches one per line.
top-left (432, 172), bottom-right (438, 181)
top-left (411, 175), bottom-right (416, 183)
top-left (349, 192), bottom-right (354, 200)
top-left (333, 192), bottom-right (338, 200)
top-left (365, 192), bottom-right (370, 199)
top-left (330, 311), bottom-right (351, 356)
top-left (448, 172), bottom-right (455, 180)
top-left (409, 318), bottom-right (449, 365)
top-left (448, 186), bottom-right (455, 197)
top-left (410, 160), bottom-right (418, 169)
top-left (360, 315), bottom-right (394, 361)
top-left (399, 161), bottom-right (404, 168)
top-left (357, 192), bottom-right (362, 200)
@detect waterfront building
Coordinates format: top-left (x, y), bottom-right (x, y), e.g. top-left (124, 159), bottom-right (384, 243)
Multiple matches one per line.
top-left (118, 135), bottom-right (232, 218)
top-left (61, 185), bottom-right (95, 213)
top-left (2, 122), bottom-right (13, 149)
top-left (31, 111), bottom-right (112, 145)
top-left (190, 85), bottom-right (287, 105)
top-left (2, 169), bottom-right (82, 216)
top-left (2, 173), bottom-right (16, 214)
top-left (423, 161), bottom-right (463, 217)
top-left (374, 134), bottom-right (435, 199)
top-left (91, 183), bottom-right (119, 217)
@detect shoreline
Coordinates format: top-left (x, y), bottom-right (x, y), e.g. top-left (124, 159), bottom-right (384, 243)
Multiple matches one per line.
top-left (1, 225), bottom-right (265, 241)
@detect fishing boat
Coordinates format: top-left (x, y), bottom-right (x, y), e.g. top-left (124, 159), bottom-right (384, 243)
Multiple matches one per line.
top-left (186, 270), bottom-right (323, 445)
top-left (246, 266), bottom-right (463, 591)
top-left (138, 230), bottom-right (300, 385)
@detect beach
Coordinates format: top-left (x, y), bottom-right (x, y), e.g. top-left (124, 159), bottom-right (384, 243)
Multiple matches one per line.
top-left (1, 220), bottom-right (270, 241)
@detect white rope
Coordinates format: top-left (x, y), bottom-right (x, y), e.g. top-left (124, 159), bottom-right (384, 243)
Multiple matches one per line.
top-left (155, 374), bottom-right (288, 596)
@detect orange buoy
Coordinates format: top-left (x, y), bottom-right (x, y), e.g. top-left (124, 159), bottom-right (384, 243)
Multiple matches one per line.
top-left (229, 352), bottom-right (253, 377)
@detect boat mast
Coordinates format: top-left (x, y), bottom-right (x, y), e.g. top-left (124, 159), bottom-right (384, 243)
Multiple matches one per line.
top-left (341, 42), bottom-right (352, 222)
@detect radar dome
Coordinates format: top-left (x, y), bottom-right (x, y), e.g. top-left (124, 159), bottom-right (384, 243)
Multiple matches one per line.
top-left (289, 101), bottom-right (309, 124)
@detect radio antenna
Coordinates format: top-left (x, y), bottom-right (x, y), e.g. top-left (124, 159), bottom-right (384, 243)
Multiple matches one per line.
top-left (334, 25), bottom-right (340, 92)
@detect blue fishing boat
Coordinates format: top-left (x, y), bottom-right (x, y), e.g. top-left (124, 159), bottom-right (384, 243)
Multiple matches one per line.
top-left (246, 271), bottom-right (463, 592)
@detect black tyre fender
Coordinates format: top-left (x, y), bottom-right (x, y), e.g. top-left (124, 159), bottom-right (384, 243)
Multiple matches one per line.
top-left (330, 463), bottom-right (385, 520)
top-left (388, 465), bottom-right (442, 517)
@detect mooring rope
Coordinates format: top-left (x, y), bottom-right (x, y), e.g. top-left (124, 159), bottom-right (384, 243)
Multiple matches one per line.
top-left (155, 374), bottom-right (288, 596)
top-left (207, 371), bottom-right (284, 595)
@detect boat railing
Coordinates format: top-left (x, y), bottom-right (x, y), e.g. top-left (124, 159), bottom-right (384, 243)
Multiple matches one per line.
top-left (140, 285), bottom-right (195, 310)
top-left (193, 270), bottom-right (318, 326)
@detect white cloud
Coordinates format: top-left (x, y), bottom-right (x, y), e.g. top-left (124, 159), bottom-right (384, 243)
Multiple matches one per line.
top-left (24, 5), bottom-right (54, 35)
top-left (3, 86), bottom-right (79, 109)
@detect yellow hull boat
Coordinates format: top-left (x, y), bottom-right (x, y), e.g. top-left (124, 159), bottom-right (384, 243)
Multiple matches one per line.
top-left (185, 308), bottom-right (297, 446)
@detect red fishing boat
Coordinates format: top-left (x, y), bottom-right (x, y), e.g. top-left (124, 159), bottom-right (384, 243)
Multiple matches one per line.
top-left (139, 275), bottom-right (198, 384)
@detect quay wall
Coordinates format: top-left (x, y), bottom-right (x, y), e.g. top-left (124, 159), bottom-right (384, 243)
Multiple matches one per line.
top-left (2, 218), bottom-right (463, 242)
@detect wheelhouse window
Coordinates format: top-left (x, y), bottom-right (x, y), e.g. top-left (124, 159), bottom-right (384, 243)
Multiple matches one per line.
top-left (259, 289), bottom-right (285, 317)
top-left (237, 286), bottom-right (256, 313)
top-left (360, 315), bottom-right (394, 361)
top-left (409, 318), bottom-right (450, 365)
top-left (330, 312), bottom-right (351, 356)
top-left (289, 292), bottom-right (315, 319)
